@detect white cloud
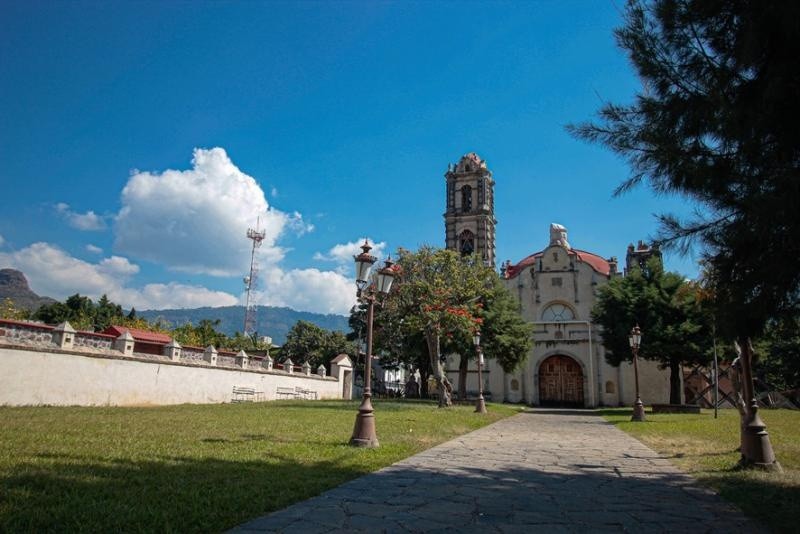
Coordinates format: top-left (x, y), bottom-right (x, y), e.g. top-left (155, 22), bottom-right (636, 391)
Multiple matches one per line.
top-left (270, 186), bottom-right (278, 198)
top-left (114, 147), bottom-right (299, 276)
top-left (113, 282), bottom-right (238, 310)
top-left (97, 256), bottom-right (140, 277)
top-left (86, 244), bottom-right (103, 254)
top-left (313, 238), bottom-right (387, 264)
top-left (0, 234), bottom-right (4, 247)
top-left (286, 211), bottom-right (314, 235)
top-left (255, 266), bottom-right (356, 315)
top-left (0, 242), bottom-right (236, 309)
top-left (55, 203), bottom-right (107, 231)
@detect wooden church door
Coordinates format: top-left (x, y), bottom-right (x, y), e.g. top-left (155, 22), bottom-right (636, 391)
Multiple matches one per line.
top-left (538, 355), bottom-right (585, 407)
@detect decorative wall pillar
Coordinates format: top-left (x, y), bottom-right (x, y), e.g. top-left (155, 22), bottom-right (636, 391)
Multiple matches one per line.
top-left (236, 350), bottom-right (249, 368)
top-left (204, 345), bottom-right (218, 366)
top-left (284, 358), bottom-right (294, 374)
top-left (163, 339), bottom-right (182, 362)
top-left (53, 322), bottom-right (76, 350)
top-left (302, 361), bottom-right (311, 376)
top-left (114, 331), bottom-right (134, 356)
top-left (317, 364), bottom-right (327, 377)
top-left (262, 354), bottom-right (274, 371)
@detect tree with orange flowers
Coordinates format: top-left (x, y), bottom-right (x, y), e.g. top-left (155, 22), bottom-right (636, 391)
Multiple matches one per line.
top-left (377, 246), bottom-right (531, 407)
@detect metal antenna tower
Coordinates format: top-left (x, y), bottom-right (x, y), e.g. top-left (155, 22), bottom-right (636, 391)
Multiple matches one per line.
top-left (243, 218), bottom-right (266, 336)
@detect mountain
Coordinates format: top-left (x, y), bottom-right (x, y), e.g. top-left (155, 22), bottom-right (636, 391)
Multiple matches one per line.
top-left (0, 269), bottom-right (57, 311)
top-left (137, 305), bottom-right (350, 345)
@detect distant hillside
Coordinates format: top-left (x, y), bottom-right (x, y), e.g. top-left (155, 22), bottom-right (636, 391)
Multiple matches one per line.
top-left (137, 305), bottom-right (350, 345)
top-left (0, 269), bottom-right (57, 311)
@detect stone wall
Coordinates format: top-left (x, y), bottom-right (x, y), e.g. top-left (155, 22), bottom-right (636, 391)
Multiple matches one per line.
top-left (0, 320), bottom-right (54, 346)
top-left (0, 319), bottom-right (352, 406)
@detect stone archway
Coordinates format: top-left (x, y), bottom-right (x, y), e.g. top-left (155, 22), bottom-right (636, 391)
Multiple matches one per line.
top-left (538, 354), bottom-right (585, 407)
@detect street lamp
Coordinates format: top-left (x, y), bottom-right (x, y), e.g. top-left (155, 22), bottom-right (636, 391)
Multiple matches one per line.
top-left (629, 325), bottom-right (645, 422)
top-left (473, 331), bottom-right (487, 413)
top-left (350, 240), bottom-right (396, 448)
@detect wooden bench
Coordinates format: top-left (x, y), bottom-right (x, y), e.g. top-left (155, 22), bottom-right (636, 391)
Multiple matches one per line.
top-left (276, 387), bottom-right (297, 399)
top-left (232, 386), bottom-right (264, 403)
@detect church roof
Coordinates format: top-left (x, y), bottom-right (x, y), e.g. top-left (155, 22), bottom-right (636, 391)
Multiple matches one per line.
top-left (504, 248), bottom-right (611, 279)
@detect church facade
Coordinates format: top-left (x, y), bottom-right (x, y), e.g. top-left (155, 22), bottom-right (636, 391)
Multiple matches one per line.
top-left (443, 153), bottom-right (674, 407)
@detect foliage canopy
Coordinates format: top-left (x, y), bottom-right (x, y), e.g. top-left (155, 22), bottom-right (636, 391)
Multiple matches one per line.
top-left (569, 0), bottom-right (800, 337)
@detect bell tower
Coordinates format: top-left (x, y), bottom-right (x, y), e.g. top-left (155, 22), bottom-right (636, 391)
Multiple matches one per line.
top-left (444, 152), bottom-right (496, 268)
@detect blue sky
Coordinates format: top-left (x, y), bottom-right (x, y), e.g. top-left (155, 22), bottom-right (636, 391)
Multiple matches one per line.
top-left (0, 1), bottom-right (701, 315)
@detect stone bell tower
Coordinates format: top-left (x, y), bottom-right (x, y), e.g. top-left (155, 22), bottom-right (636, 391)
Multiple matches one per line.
top-left (444, 152), bottom-right (496, 268)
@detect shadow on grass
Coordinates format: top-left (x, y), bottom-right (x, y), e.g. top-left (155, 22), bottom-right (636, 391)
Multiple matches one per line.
top-left (2, 451), bottom-right (367, 532)
top-left (698, 470), bottom-right (800, 532)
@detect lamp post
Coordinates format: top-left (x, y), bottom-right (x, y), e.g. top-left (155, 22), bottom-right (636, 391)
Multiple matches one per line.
top-left (473, 331), bottom-right (487, 414)
top-left (350, 240), bottom-right (396, 448)
top-left (629, 325), bottom-right (645, 422)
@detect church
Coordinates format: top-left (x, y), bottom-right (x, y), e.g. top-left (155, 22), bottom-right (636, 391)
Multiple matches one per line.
top-left (443, 153), bottom-right (674, 407)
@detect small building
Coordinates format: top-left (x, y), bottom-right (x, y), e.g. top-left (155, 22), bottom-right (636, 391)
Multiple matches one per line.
top-left (103, 325), bottom-right (172, 355)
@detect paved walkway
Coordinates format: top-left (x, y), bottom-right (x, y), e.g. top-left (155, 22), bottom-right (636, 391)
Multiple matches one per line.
top-left (232, 409), bottom-right (761, 533)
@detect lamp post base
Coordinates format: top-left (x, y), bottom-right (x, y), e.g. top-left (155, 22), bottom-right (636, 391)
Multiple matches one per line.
top-left (739, 403), bottom-right (781, 471)
top-left (475, 395), bottom-right (487, 414)
top-left (350, 396), bottom-right (379, 448)
top-left (631, 397), bottom-right (646, 422)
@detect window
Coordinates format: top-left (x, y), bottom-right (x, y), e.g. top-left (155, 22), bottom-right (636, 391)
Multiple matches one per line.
top-left (459, 230), bottom-right (475, 256)
top-left (605, 381), bottom-right (616, 394)
top-left (551, 277), bottom-right (563, 287)
top-left (461, 185), bottom-right (472, 212)
top-left (541, 303), bottom-right (575, 322)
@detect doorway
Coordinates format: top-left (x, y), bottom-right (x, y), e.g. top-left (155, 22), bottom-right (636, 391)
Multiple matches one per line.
top-left (538, 355), bottom-right (584, 407)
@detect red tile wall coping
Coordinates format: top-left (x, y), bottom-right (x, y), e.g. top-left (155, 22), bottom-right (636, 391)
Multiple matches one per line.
top-left (0, 318), bottom-right (54, 330)
top-left (1, 319), bottom-right (273, 362)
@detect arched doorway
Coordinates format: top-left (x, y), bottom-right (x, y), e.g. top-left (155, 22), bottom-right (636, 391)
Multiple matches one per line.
top-left (538, 355), bottom-right (584, 407)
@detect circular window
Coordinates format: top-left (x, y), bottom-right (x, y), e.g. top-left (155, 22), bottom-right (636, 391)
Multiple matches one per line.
top-left (541, 303), bottom-right (575, 322)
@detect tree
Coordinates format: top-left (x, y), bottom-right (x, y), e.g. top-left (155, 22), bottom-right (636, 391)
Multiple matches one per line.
top-left (378, 247), bottom-right (492, 407)
top-left (436, 275), bottom-right (533, 400)
top-left (34, 294), bottom-right (96, 330)
top-left (94, 294), bottom-right (124, 331)
top-left (592, 258), bottom-right (711, 403)
top-left (479, 276), bottom-right (533, 375)
top-left (172, 319), bottom-right (228, 348)
top-left (753, 314), bottom-right (800, 392)
top-left (280, 320), bottom-right (356, 370)
top-left (570, 0), bottom-right (797, 467)
top-left (0, 298), bottom-right (29, 320)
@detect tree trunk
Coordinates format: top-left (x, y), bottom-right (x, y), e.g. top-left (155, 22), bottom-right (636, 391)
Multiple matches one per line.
top-left (458, 353), bottom-right (469, 400)
top-left (425, 329), bottom-right (452, 407)
top-left (728, 340), bottom-right (748, 458)
top-left (669, 358), bottom-right (682, 404)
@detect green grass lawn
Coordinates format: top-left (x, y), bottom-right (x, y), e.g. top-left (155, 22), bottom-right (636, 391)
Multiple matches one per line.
top-left (0, 400), bottom-right (517, 532)
top-left (602, 407), bottom-right (800, 533)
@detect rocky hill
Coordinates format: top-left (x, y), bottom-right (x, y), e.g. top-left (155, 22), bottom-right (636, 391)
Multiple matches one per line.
top-left (0, 269), bottom-right (57, 311)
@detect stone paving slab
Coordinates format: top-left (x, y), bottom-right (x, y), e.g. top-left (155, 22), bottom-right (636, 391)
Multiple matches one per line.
top-left (231, 409), bottom-right (763, 533)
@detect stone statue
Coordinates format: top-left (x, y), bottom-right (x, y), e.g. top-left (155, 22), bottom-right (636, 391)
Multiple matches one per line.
top-left (549, 223), bottom-right (571, 249)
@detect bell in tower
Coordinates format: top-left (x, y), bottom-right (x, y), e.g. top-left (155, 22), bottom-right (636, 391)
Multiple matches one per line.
top-left (444, 152), bottom-right (496, 268)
